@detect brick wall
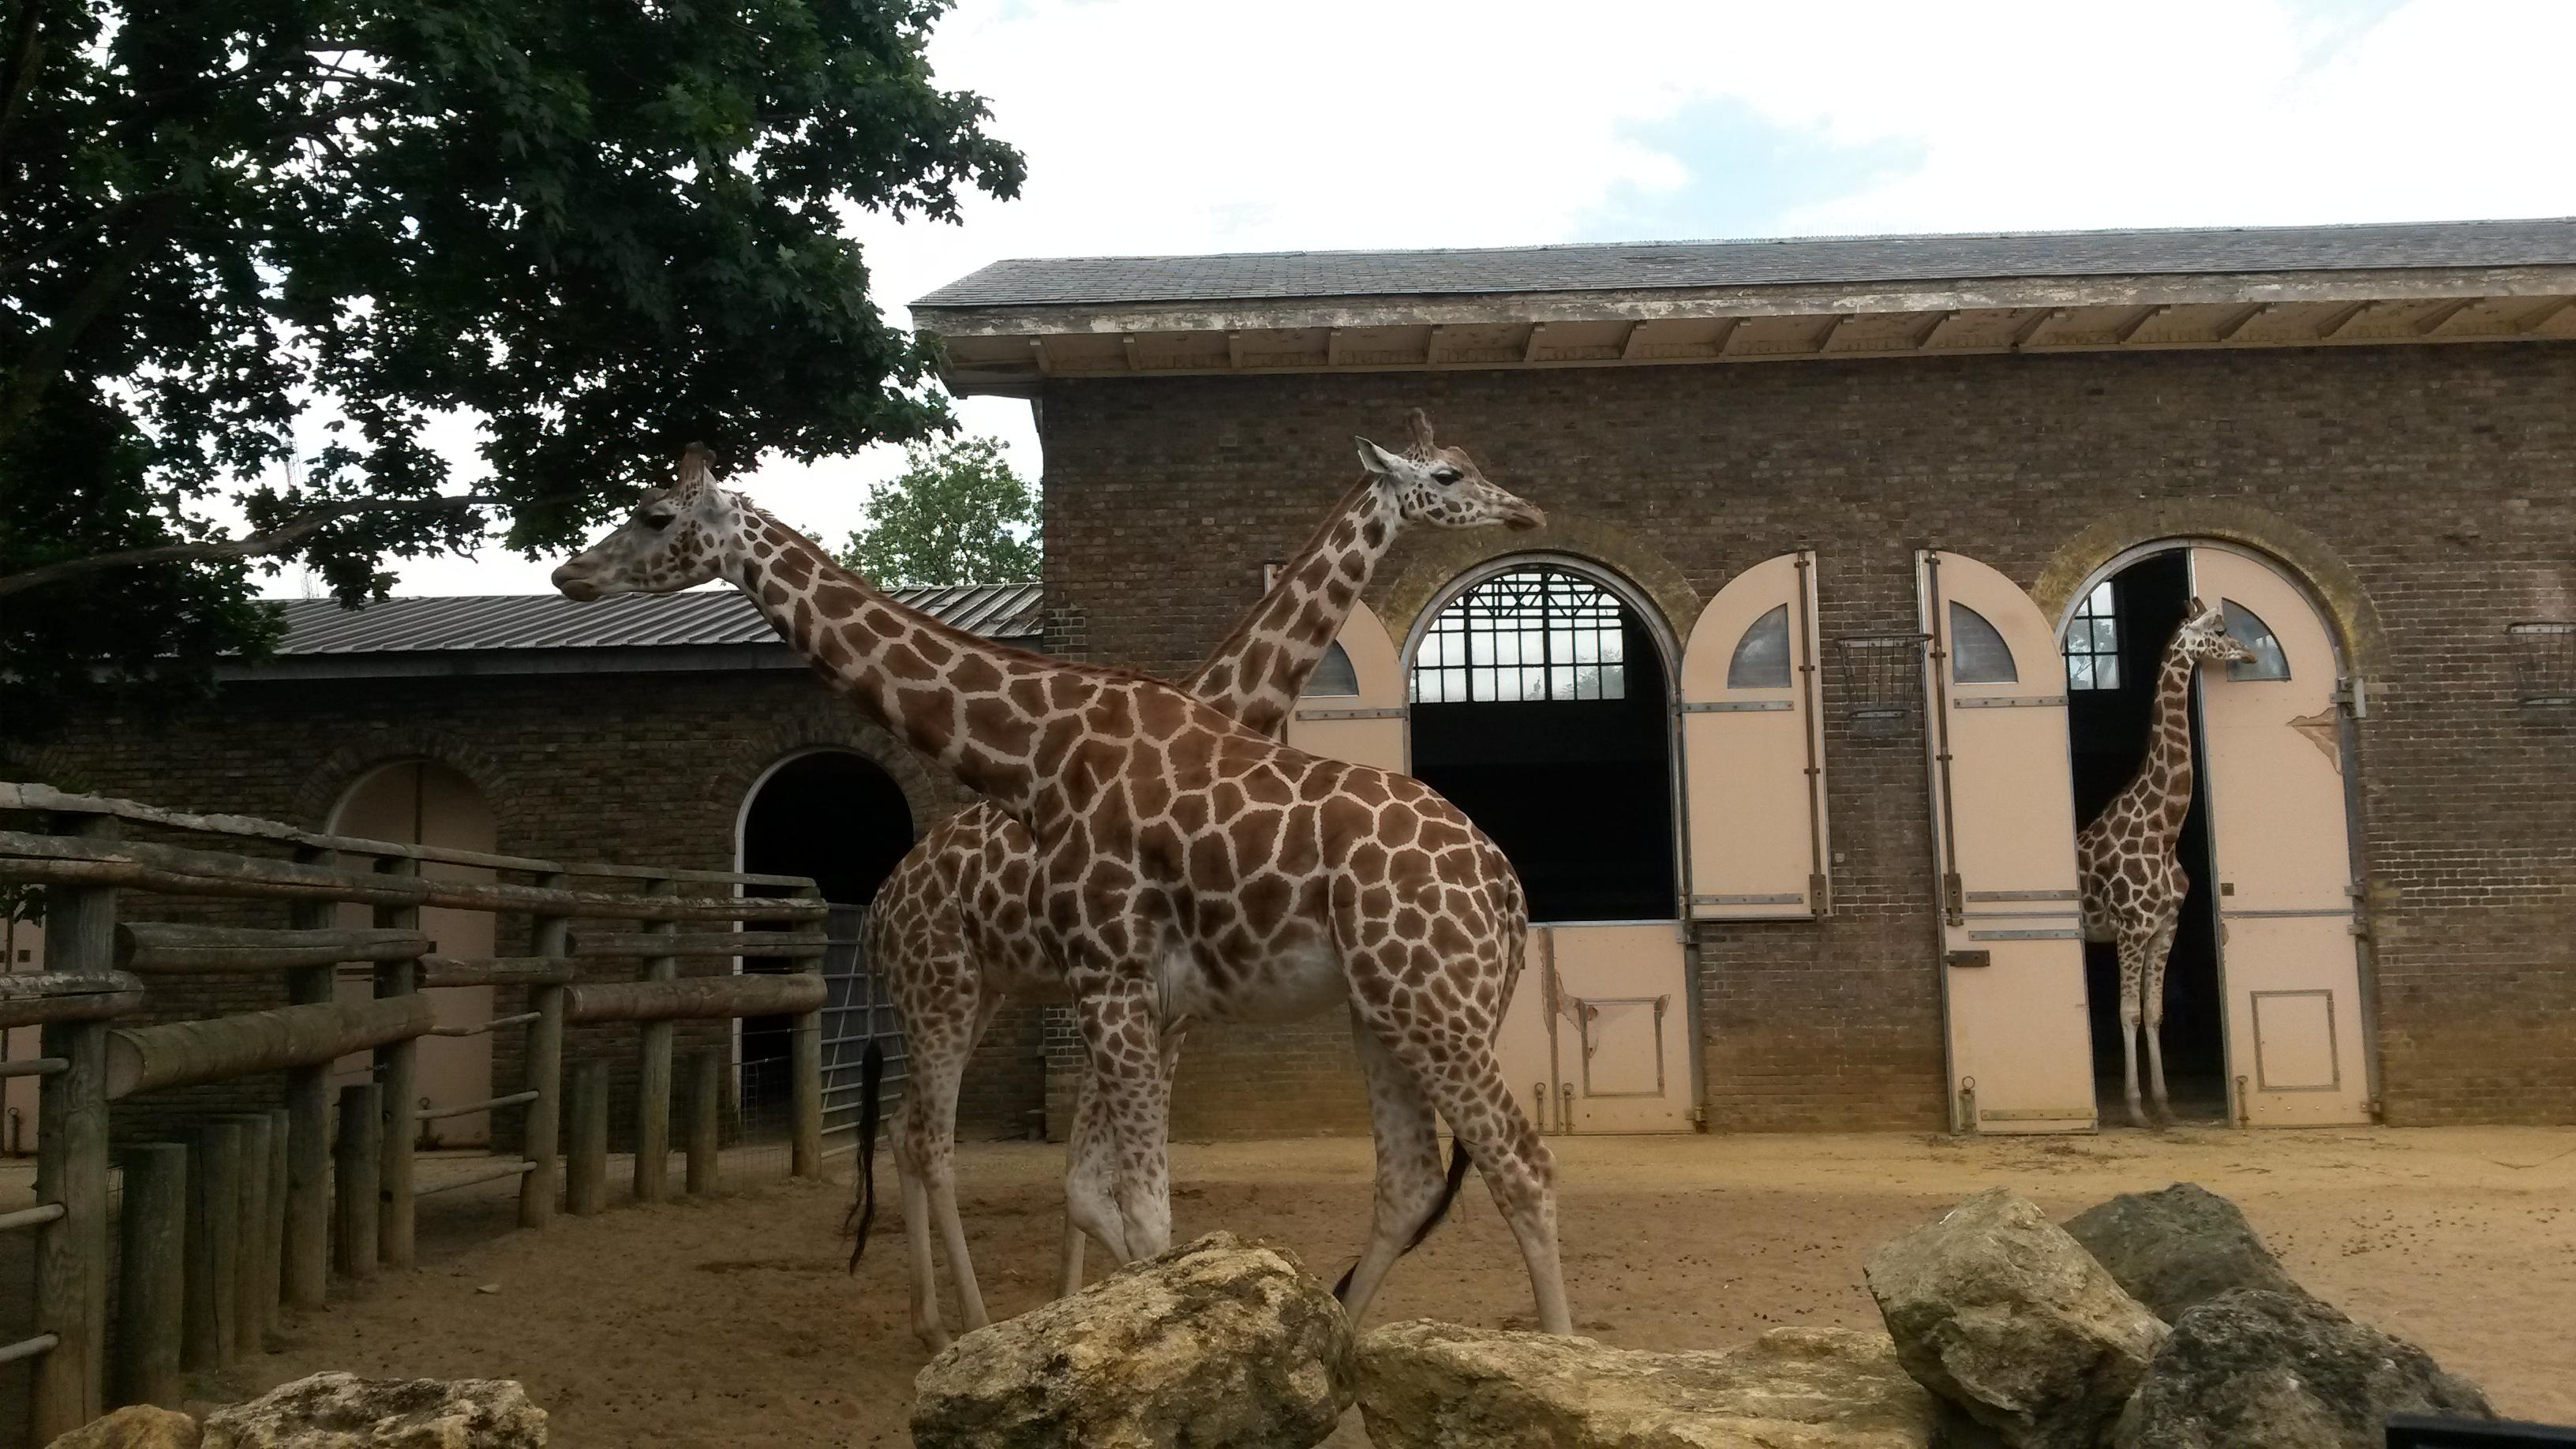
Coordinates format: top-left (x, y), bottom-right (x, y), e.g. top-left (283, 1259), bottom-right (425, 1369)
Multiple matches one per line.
top-left (1032, 343), bottom-right (2576, 1130)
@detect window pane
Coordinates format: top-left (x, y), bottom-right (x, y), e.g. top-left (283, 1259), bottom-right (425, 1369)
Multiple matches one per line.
top-left (1949, 601), bottom-right (2019, 684)
top-left (2098, 656), bottom-right (2120, 691)
top-left (1304, 641), bottom-right (1360, 698)
top-left (2069, 654), bottom-right (2095, 690)
top-left (1727, 604), bottom-right (1793, 689)
top-left (2220, 599), bottom-right (2291, 681)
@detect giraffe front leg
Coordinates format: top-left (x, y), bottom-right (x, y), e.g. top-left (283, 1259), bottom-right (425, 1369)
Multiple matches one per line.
top-left (2142, 920), bottom-right (2178, 1127)
top-left (2116, 934), bottom-right (2150, 1129)
top-left (1070, 976), bottom-right (1177, 1263)
top-left (1059, 1067), bottom-right (1124, 1290)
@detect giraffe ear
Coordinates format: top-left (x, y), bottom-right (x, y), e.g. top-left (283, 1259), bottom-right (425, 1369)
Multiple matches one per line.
top-left (1406, 409), bottom-right (1437, 454)
top-left (1354, 436), bottom-right (1405, 477)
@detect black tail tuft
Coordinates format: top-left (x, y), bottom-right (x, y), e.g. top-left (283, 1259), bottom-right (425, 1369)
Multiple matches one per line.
top-left (842, 1040), bottom-right (886, 1273)
top-left (1332, 1137), bottom-right (1475, 1305)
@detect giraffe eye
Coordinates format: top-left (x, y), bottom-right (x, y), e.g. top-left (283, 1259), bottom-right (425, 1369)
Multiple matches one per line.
top-left (1432, 466), bottom-right (1462, 484)
top-left (642, 511), bottom-right (676, 531)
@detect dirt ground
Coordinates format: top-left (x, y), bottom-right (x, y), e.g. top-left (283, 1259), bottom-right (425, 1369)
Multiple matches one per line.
top-left (13, 1125), bottom-right (2576, 1446)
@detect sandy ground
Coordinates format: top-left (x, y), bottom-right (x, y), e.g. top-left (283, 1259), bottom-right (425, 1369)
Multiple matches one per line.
top-left (8, 1125), bottom-right (2576, 1446)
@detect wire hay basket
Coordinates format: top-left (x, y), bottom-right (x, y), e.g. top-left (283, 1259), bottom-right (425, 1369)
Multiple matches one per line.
top-left (1833, 633), bottom-right (1928, 739)
top-left (2508, 622), bottom-right (2575, 707)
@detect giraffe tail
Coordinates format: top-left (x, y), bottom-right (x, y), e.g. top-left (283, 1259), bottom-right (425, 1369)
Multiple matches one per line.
top-left (841, 1039), bottom-right (886, 1272)
top-left (1333, 1135), bottom-right (1473, 1302)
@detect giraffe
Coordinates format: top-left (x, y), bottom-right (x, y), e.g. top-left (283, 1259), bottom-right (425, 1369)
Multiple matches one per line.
top-left (860, 411), bottom-right (1542, 1350)
top-left (2076, 596), bottom-right (2252, 1128)
top-left (552, 441), bottom-right (1577, 1336)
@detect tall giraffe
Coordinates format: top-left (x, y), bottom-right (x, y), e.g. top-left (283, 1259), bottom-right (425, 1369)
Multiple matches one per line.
top-left (552, 442), bottom-right (1576, 1335)
top-left (2077, 596), bottom-right (2252, 1127)
top-left (863, 412), bottom-right (1541, 1350)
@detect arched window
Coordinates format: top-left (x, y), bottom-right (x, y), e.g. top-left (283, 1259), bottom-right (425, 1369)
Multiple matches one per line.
top-left (1726, 605), bottom-right (1792, 689)
top-left (1305, 642), bottom-right (1360, 697)
top-left (1410, 568), bottom-right (1627, 704)
top-left (2065, 580), bottom-right (2120, 691)
top-left (1949, 601), bottom-right (2018, 684)
top-left (2220, 599), bottom-right (2291, 681)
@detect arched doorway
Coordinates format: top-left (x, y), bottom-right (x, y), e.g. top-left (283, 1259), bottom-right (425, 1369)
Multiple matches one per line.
top-left (2057, 543), bottom-right (2372, 1128)
top-left (736, 750), bottom-right (914, 1122)
top-left (332, 761), bottom-right (499, 1147)
top-left (1402, 560), bottom-right (1692, 1133)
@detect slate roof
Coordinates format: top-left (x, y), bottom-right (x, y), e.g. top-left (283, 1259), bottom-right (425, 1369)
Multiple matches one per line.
top-left (264, 583), bottom-right (1044, 656)
top-left (913, 217), bottom-right (2576, 310)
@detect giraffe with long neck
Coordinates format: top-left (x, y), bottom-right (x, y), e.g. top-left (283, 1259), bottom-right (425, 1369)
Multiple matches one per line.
top-left (2077, 597), bottom-right (2252, 1127)
top-left (553, 440), bottom-right (1575, 1336)
top-left (860, 412), bottom-right (1541, 1350)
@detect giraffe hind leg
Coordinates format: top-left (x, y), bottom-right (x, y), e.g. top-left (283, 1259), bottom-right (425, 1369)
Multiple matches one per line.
top-left (1332, 1005), bottom-right (1463, 1327)
top-left (2115, 933), bottom-right (2151, 1129)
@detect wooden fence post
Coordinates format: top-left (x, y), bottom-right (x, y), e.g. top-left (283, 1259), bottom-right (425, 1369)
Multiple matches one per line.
top-left (565, 1061), bottom-right (607, 1217)
top-left (283, 846), bottom-right (339, 1310)
top-left (111, 1142), bottom-right (186, 1410)
top-left (685, 1049), bottom-right (721, 1196)
top-left (331, 1083), bottom-right (380, 1282)
top-left (262, 1107), bottom-right (289, 1335)
top-left (228, 1114), bottom-right (272, 1353)
top-left (29, 813), bottom-right (116, 1442)
top-left (789, 884), bottom-right (825, 1180)
top-left (373, 856), bottom-right (419, 1267)
top-left (185, 1119), bottom-right (242, 1368)
top-left (632, 878), bottom-right (677, 1204)
top-left (519, 887), bottom-right (569, 1230)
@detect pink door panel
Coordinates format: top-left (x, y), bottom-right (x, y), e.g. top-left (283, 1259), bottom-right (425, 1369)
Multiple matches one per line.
top-left (2192, 546), bottom-right (2372, 1125)
top-left (1920, 552), bottom-right (2097, 1134)
top-left (1679, 552), bottom-right (1830, 919)
top-left (1284, 601), bottom-right (1407, 773)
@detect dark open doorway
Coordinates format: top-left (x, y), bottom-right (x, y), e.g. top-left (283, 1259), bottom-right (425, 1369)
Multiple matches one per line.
top-left (2064, 550), bottom-right (2228, 1124)
top-left (737, 751), bottom-right (914, 1115)
top-left (1408, 566), bottom-right (1676, 923)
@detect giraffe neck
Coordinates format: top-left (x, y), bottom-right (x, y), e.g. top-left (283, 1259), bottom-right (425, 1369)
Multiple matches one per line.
top-left (2129, 642), bottom-right (2200, 841)
top-left (724, 505), bottom-right (1069, 814)
top-left (1182, 474), bottom-right (1401, 737)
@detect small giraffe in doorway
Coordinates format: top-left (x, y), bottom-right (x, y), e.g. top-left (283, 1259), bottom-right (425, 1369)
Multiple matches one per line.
top-left (2077, 596), bottom-right (2252, 1127)
top-left (861, 412), bottom-right (1541, 1350)
top-left (552, 442), bottom-right (1575, 1336)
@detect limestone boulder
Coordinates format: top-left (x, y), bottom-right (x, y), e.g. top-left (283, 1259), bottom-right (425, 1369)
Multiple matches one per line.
top-left (43, 1406), bottom-right (199, 1449)
top-left (1865, 1186), bottom-right (2165, 1449)
top-left (911, 1232), bottom-right (1350, 1449)
top-left (1354, 1321), bottom-right (1974, 1449)
top-left (2113, 1289), bottom-right (2493, 1449)
top-left (2061, 1182), bottom-right (2307, 1322)
top-left (199, 1373), bottom-right (545, 1448)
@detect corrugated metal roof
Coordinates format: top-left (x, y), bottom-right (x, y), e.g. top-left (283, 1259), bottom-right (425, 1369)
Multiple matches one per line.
top-left (265, 583), bottom-right (1044, 655)
top-left (914, 217), bottom-right (2576, 310)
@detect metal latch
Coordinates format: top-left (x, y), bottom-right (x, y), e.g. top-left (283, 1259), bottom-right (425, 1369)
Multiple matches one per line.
top-left (1945, 949), bottom-right (1992, 968)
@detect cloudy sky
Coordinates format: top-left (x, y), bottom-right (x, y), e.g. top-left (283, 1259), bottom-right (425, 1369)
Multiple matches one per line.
top-left (311, 0), bottom-right (2576, 597)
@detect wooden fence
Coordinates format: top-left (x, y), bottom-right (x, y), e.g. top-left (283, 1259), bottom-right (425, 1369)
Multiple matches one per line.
top-left (0, 781), bottom-right (829, 1443)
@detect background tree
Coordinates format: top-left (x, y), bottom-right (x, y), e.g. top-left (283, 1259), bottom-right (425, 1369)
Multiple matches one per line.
top-left (841, 435), bottom-right (1041, 586)
top-left (0, 0), bottom-right (1023, 751)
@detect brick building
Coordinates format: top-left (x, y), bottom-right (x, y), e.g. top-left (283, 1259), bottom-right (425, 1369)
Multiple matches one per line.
top-left (17, 217), bottom-right (2576, 1144)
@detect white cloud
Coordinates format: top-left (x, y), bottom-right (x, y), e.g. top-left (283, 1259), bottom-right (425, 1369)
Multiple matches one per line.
top-left (334, 0), bottom-right (2574, 597)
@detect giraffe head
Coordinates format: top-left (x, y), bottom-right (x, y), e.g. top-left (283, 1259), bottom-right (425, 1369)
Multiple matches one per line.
top-left (552, 444), bottom-right (744, 601)
top-left (2174, 596), bottom-right (2256, 667)
top-left (1354, 410), bottom-right (1545, 533)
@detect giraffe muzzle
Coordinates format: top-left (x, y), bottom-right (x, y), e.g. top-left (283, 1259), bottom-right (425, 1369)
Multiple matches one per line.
top-left (552, 561), bottom-right (605, 602)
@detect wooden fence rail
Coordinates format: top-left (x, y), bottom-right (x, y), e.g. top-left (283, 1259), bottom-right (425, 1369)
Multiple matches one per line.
top-left (0, 783), bottom-right (833, 1446)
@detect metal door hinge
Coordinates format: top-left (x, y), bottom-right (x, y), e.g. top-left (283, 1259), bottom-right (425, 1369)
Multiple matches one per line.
top-left (2334, 676), bottom-right (2369, 719)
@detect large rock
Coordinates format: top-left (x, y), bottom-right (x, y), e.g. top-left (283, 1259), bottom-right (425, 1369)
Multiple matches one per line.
top-left (1865, 1187), bottom-right (2165, 1449)
top-left (44, 1406), bottom-right (199, 1449)
top-left (2114, 1289), bottom-right (2493, 1449)
top-left (2062, 1182), bottom-right (2307, 1322)
top-left (200, 1373), bottom-right (546, 1448)
top-left (911, 1232), bottom-right (1349, 1449)
top-left (1354, 1321), bottom-right (1970, 1449)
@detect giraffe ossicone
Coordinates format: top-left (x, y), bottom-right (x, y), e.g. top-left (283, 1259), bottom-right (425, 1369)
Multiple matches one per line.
top-left (552, 431), bottom-right (1574, 1340)
top-left (2076, 593), bottom-right (2253, 1129)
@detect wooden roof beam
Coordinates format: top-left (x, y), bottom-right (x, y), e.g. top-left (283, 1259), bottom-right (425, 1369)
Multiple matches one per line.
top-left (2308, 301), bottom-right (2371, 341)
top-left (1522, 322), bottom-right (1548, 363)
top-left (1911, 310), bottom-right (1961, 349)
top-left (1619, 320), bottom-right (1649, 361)
top-left (1813, 313), bottom-right (1856, 352)
top-left (2009, 307), bottom-right (2063, 350)
top-left (2214, 301), bottom-right (2272, 342)
top-left (2413, 298), bottom-right (2480, 335)
top-left (2514, 295), bottom-right (2576, 333)
top-left (2114, 304), bottom-right (2170, 343)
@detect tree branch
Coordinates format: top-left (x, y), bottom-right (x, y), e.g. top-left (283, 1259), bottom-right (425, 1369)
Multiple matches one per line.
top-left (0, 493), bottom-right (493, 598)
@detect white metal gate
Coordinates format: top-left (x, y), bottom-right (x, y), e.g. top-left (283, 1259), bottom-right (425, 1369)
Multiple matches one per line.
top-left (818, 903), bottom-right (905, 1151)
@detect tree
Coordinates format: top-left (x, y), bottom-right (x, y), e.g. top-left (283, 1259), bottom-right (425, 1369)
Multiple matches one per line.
top-left (0, 0), bottom-right (1023, 751)
top-left (841, 436), bottom-right (1040, 587)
